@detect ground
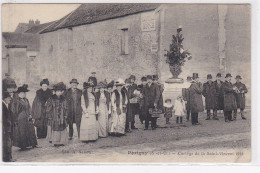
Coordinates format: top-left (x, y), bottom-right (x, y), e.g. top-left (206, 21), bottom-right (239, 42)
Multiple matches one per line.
top-left (11, 109), bottom-right (251, 163)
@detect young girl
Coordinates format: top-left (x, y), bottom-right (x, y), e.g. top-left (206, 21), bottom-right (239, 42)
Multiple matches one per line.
top-left (174, 96), bottom-right (186, 124)
top-left (164, 99), bottom-right (173, 124)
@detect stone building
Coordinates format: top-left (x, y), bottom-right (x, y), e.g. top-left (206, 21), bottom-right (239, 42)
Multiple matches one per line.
top-left (3, 3), bottom-right (251, 104)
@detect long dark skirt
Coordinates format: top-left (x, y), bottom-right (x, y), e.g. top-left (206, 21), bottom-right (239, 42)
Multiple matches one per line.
top-left (13, 118), bottom-right (37, 149)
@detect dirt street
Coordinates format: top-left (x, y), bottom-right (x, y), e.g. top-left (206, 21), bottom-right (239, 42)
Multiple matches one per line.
top-left (11, 109), bottom-right (251, 163)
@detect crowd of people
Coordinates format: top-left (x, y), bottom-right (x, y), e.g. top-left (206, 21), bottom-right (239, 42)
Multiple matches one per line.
top-left (2, 71), bottom-right (248, 162)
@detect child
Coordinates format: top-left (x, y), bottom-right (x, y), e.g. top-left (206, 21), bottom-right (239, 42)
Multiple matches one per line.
top-left (174, 95), bottom-right (186, 124)
top-left (164, 99), bottom-right (173, 124)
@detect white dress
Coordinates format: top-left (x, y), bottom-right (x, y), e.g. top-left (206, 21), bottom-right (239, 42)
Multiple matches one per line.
top-left (80, 92), bottom-right (98, 141)
top-left (174, 99), bottom-right (186, 117)
top-left (110, 90), bottom-right (128, 135)
top-left (97, 92), bottom-right (109, 137)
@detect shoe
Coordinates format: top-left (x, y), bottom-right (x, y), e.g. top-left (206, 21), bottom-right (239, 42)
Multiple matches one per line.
top-left (68, 137), bottom-right (73, 140)
top-left (126, 129), bottom-right (131, 133)
top-left (152, 127), bottom-right (156, 130)
top-left (225, 119), bottom-right (230, 123)
top-left (131, 127), bottom-right (138, 130)
top-left (144, 128), bottom-right (148, 130)
top-left (205, 117), bottom-right (210, 120)
top-left (213, 117), bottom-right (219, 120)
top-left (242, 117), bottom-right (247, 120)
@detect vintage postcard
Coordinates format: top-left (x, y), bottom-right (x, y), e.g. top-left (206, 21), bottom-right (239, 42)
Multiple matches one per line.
top-left (1, 3), bottom-right (251, 163)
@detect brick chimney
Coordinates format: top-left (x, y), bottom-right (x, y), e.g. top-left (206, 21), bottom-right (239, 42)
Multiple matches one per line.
top-left (35, 19), bottom-right (40, 25)
top-left (28, 19), bottom-right (34, 27)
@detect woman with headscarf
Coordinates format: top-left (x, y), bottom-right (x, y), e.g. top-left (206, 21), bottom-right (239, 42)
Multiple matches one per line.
top-left (11, 85), bottom-right (38, 150)
top-left (110, 79), bottom-right (128, 136)
top-left (80, 82), bottom-right (98, 142)
top-left (46, 82), bottom-right (68, 146)
top-left (95, 81), bottom-right (110, 137)
top-left (32, 79), bottom-right (52, 139)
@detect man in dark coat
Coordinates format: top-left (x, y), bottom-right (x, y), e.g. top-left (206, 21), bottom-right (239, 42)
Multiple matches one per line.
top-left (65, 79), bottom-right (82, 140)
top-left (125, 75), bottom-right (139, 131)
top-left (32, 79), bottom-right (52, 139)
top-left (153, 75), bottom-right (164, 113)
top-left (203, 74), bottom-right (219, 120)
top-left (189, 73), bottom-right (204, 125)
top-left (88, 72), bottom-right (97, 87)
top-left (143, 75), bottom-right (160, 130)
top-left (182, 76), bottom-right (192, 121)
top-left (214, 73), bottom-right (224, 111)
top-left (221, 73), bottom-right (237, 122)
top-left (233, 75), bottom-right (248, 120)
top-left (2, 73), bottom-right (17, 97)
top-left (138, 77), bottom-right (147, 124)
top-left (2, 92), bottom-right (14, 162)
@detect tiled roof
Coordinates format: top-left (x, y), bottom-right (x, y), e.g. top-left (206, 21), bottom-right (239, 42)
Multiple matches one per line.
top-left (25, 21), bottom-right (56, 34)
top-left (14, 23), bottom-right (31, 33)
top-left (2, 32), bottom-right (40, 51)
top-left (41, 3), bottom-right (161, 33)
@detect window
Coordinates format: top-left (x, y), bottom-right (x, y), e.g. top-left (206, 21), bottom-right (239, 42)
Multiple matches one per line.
top-left (68, 28), bottom-right (73, 50)
top-left (121, 28), bottom-right (129, 55)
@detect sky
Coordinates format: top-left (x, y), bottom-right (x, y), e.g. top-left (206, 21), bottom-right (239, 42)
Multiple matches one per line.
top-left (2, 4), bottom-right (81, 32)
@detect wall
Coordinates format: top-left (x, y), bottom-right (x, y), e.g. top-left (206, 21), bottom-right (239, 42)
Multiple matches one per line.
top-left (38, 11), bottom-right (159, 87)
top-left (159, 4), bottom-right (219, 83)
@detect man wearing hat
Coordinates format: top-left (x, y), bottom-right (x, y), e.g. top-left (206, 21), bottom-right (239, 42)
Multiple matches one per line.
top-left (233, 75), bottom-right (248, 120)
top-left (2, 73), bottom-right (17, 96)
top-left (31, 79), bottom-right (52, 139)
top-left (65, 79), bottom-right (82, 140)
top-left (138, 77), bottom-right (147, 124)
top-left (214, 73), bottom-right (224, 111)
top-left (221, 73), bottom-right (237, 122)
top-left (88, 72), bottom-right (97, 87)
top-left (2, 91), bottom-right (14, 162)
top-left (126, 75), bottom-right (139, 131)
top-left (153, 75), bottom-right (164, 114)
top-left (189, 73), bottom-right (204, 125)
top-left (182, 76), bottom-right (192, 121)
top-left (203, 74), bottom-right (218, 120)
top-left (143, 75), bottom-right (160, 130)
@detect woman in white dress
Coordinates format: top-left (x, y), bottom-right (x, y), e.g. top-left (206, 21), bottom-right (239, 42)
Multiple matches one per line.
top-left (80, 82), bottom-right (98, 142)
top-left (96, 82), bottom-right (111, 137)
top-left (110, 79), bottom-right (128, 136)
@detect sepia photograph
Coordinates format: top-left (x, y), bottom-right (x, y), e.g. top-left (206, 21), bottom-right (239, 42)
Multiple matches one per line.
top-left (1, 2), bottom-right (251, 163)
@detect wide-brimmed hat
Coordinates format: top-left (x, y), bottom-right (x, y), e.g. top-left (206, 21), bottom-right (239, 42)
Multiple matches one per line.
top-left (2, 91), bottom-right (11, 99)
top-left (147, 75), bottom-right (153, 80)
top-left (96, 81), bottom-right (107, 89)
top-left (83, 82), bottom-right (94, 89)
top-left (216, 73), bottom-right (222, 77)
top-left (225, 73), bottom-right (232, 78)
top-left (40, 78), bottom-right (49, 86)
top-left (16, 84), bottom-right (30, 93)
top-left (70, 79), bottom-right (79, 84)
top-left (177, 25), bottom-right (182, 32)
top-left (207, 74), bottom-right (212, 79)
top-left (125, 78), bottom-right (131, 84)
top-left (152, 75), bottom-right (159, 80)
top-left (141, 76), bottom-right (147, 82)
top-left (235, 75), bottom-right (242, 79)
top-left (192, 73), bottom-right (199, 79)
top-left (54, 82), bottom-right (66, 91)
top-left (115, 78), bottom-right (125, 86)
top-left (187, 76), bottom-right (192, 81)
top-left (107, 80), bottom-right (114, 88)
top-left (129, 75), bottom-right (136, 80)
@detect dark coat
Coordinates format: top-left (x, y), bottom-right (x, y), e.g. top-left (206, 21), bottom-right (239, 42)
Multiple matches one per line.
top-left (46, 95), bottom-right (68, 131)
top-left (2, 101), bottom-right (13, 136)
top-left (154, 82), bottom-right (164, 112)
top-left (214, 80), bottom-right (224, 110)
top-left (88, 76), bottom-right (97, 86)
top-left (11, 98), bottom-right (37, 148)
top-left (189, 82), bottom-right (204, 113)
top-left (221, 81), bottom-right (237, 111)
top-left (202, 81), bottom-right (217, 110)
top-left (182, 88), bottom-right (190, 111)
top-left (31, 89), bottom-right (52, 129)
top-left (233, 82), bottom-right (248, 110)
top-left (126, 83), bottom-right (139, 122)
top-left (65, 88), bottom-right (82, 124)
top-left (143, 83), bottom-right (160, 116)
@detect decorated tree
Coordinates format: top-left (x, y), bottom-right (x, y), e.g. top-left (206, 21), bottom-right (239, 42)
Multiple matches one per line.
top-left (164, 26), bottom-right (192, 80)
